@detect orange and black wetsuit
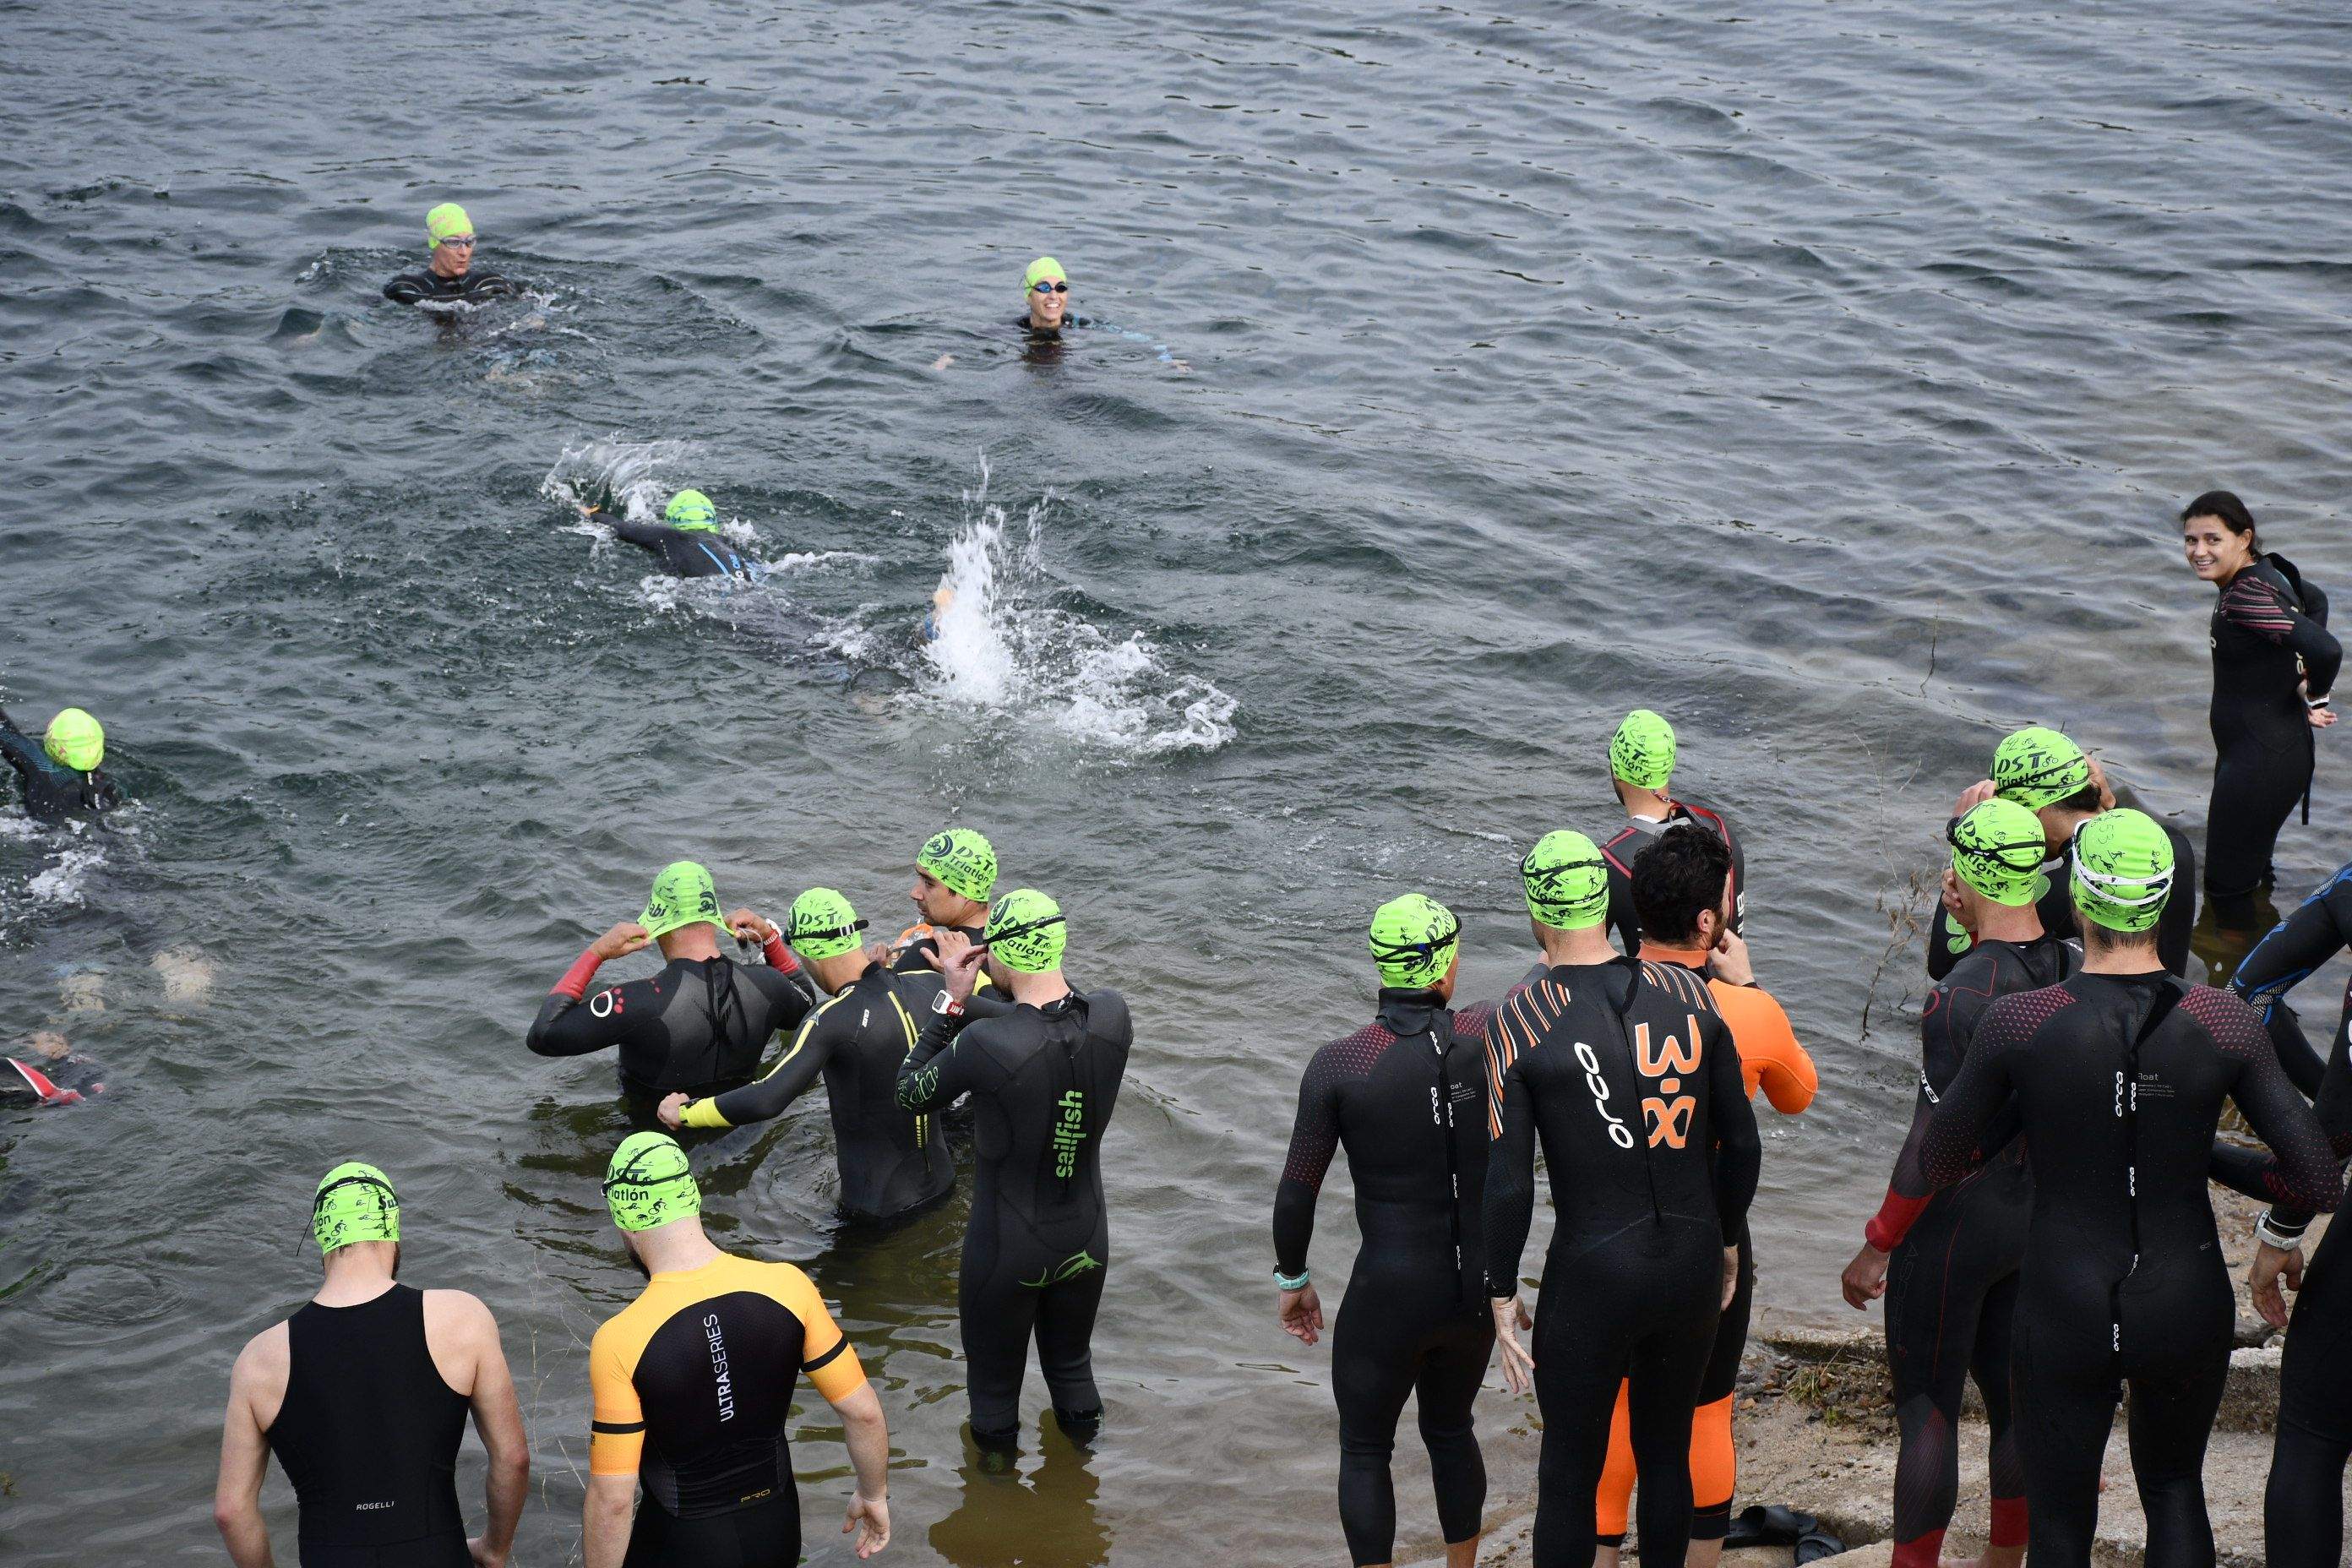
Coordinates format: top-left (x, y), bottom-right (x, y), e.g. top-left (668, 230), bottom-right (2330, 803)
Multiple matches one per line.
top-left (1864, 931), bottom-right (2077, 1567)
top-left (1483, 957), bottom-right (1760, 1565)
top-left (589, 1252), bottom-right (868, 1568)
top-left (1593, 944), bottom-right (1815, 1551)
top-left (1598, 801), bottom-right (1744, 953)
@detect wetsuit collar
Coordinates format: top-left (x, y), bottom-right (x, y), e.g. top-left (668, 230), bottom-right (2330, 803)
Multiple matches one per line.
top-left (1375, 987), bottom-right (1449, 1035)
top-left (1636, 939), bottom-right (1711, 971)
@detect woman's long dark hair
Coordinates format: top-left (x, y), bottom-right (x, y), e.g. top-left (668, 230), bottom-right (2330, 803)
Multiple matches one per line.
top-left (2181, 488), bottom-right (2260, 553)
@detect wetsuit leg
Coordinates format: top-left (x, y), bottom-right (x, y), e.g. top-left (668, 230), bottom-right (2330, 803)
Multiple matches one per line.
top-left (1035, 1250), bottom-right (1108, 1438)
top-left (2206, 737), bottom-right (2309, 925)
top-left (1414, 1309), bottom-right (1494, 1547)
top-left (957, 1221), bottom-right (1042, 1447)
top-left (1623, 1283), bottom-right (1718, 1564)
top-left (1970, 1269), bottom-right (2027, 1552)
top-left (622, 1491), bottom-right (800, 1568)
top-left (2267, 1224), bottom-right (2352, 1568)
top-left (1884, 1204), bottom-right (1988, 1565)
top-left (1332, 1292), bottom-right (1421, 1565)
top-left (2009, 1313), bottom-right (2117, 1566)
top-left (2266, 1423), bottom-right (2352, 1568)
top-left (2120, 1351), bottom-right (2228, 1568)
top-left (1687, 1229), bottom-right (1754, 1540)
top-left (297, 1541), bottom-right (472, 1568)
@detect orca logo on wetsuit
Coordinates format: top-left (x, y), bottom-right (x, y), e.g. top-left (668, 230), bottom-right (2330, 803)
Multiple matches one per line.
top-left (591, 988), bottom-right (623, 1019)
top-left (1571, 1040), bottom-right (1636, 1150)
top-left (1632, 1017), bottom-right (1702, 1150)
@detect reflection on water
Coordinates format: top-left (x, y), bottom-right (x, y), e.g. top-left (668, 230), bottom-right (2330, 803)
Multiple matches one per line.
top-left (930, 1424), bottom-right (1111, 1568)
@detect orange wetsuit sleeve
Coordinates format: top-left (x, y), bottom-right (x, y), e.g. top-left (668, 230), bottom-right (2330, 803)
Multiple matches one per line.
top-left (1710, 979), bottom-right (1817, 1113)
top-left (588, 1315), bottom-right (648, 1476)
top-left (774, 1264), bottom-right (868, 1402)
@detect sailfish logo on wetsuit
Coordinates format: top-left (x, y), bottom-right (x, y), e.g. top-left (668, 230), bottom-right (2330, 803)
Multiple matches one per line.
top-left (1633, 1017), bottom-right (1702, 1150)
top-left (1052, 1089), bottom-right (1086, 1178)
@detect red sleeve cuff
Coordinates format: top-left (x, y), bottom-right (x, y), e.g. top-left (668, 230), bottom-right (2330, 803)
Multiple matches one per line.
top-left (1865, 1189), bottom-right (1929, 1253)
top-left (762, 935), bottom-right (799, 975)
top-left (552, 948), bottom-right (604, 1001)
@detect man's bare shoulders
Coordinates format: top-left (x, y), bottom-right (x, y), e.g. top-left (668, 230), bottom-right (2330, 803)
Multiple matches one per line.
top-left (421, 1288), bottom-right (498, 1394)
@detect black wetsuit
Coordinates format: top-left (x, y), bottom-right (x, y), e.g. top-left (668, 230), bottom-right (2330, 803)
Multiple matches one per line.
top-left (1865, 933), bottom-right (2079, 1565)
top-left (896, 987), bottom-right (1132, 1446)
top-left (1273, 991), bottom-right (1498, 1566)
top-left (528, 939), bottom-right (812, 1101)
top-left (1598, 800), bottom-right (1744, 954)
top-left (264, 1285), bottom-right (470, 1568)
top-left (0, 715), bottom-right (118, 825)
top-left (689, 961), bottom-right (956, 1223)
top-left (1919, 973), bottom-right (2341, 1566)
top-left (891, 923), bottom-right (985, 975)
top-left (2205, 554), bottom-right (2338, 924)
top-left (2206, 863), bottom-right (2352, 1567)
top-left (1925, 821), bottom-right (2197, 983)
top-left (1483, 957), bottom-right (1761, 1566)
top-left (382, 269), bottom-right (518, 305)
top-left (609, 516), bottom-right (758, 581)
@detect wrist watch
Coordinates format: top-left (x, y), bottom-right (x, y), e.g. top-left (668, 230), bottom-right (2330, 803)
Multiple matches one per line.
top-left (931, 990), bottom-right (966, 1019)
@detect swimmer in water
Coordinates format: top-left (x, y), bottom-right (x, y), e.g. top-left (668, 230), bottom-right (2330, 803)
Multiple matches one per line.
top-left (931, 256), bottom-right (1186, 370)
top-left (383, 202), bottom-right (520, 305)
top-left (0, 704), bottom-right (121, 825)
top-left (580, 488), bottom-right (761, 582)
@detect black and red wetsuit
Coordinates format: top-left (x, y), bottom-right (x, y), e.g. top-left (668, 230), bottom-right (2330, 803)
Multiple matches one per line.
top-left (1597, 799), bottom-right (1744, 954)
top-left (2204, 553), bottom-right (2338, 924)
top-left (526, 934), bottom-right (813, 1102)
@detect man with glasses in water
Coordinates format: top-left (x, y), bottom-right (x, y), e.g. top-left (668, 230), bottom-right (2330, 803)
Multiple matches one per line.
top-left (214, 1162), bottom-right (531, 1568)
top-left (933, 257), bottom-right (1185, 369)
top-left (384, 203), bottom-right (518, 305)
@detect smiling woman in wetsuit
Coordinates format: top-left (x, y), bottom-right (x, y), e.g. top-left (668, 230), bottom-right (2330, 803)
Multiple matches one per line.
top-left (383, 202), bottom-right (519, 305)
top-left (2182, 491), bottom-right (2340, 929)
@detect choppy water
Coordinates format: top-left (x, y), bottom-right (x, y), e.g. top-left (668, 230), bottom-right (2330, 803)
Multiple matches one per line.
top-left (5, 2), bottom-right (2351, 1562)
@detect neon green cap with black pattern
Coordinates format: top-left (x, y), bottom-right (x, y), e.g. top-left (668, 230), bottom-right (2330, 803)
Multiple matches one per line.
top-left (787, 887), bottom-right (869, 961)
top-left (1521, 830), bottom-right (1611, 930)
top-left (426, 202), bottom-right (473, 251)
top-left (1369, 893), bottom-right (1461, 989)
top-left (664, 489), bottom-right (719, 533)
top-left (1024, 256), bottom-right (1067, 291)
top-left (917, 827), bottom-right (998, 903)
top-left (43, 708), bottom-right (104, 772)
top-left (640, 861), bottom-right (726, 942)
top-left (1948, 799), bottom-right (2048, 906)
top-left (1991, 726), bottom-right (2092, 810)
top-left (313, 1161), bottom-right (400, 1255)
top-left (605, 1132), bottom-right (701, 1232)
top-left (2071, 808), bottom-right (2175, 934)
top-left (1609, 710), bottom-right (1677, 790)
top-left (983, 888), bottom-right (1066, 974)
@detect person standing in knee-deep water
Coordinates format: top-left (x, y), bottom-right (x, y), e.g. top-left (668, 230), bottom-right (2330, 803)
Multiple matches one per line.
top-left (214, 1163), bottom-right (531, 1568)
top-left (383, 203), bottom-right (518, 306)
top-left (661, 888), bottom-right (959, 1226)
top-left (1592, 710), bottom-right (1745, 957)
top-left (1484, 830), bottom-right (1761, 1568)
top-left (1917, 810), bottom-right (2341, 1566)
top-left (1925, 726), bottom-right (2197, 981)
top-left (1842, 799), bottom-right (2080, 1568)
top-left (526, 862), bottom-right (814, 1108)
top-left (895, 890), bottom-right (1132, 1452)
top-left (585, 1133), bottom-right (892, 1565)
top-left (0, 705), bottom-right (120, 825)
top-left (1272, 893), bottom-right (1498, 1568)
top-left (2181, 491), bottom-right (2339, 930)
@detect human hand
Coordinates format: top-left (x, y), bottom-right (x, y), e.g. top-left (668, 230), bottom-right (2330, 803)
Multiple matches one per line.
top-left (1491, 1296), bottom-right (1535, 1395)
top-left (2250, 1240), bottom-right (2306, 1329)
top-left (1841, 1242), bottom-right (1890, 1309)
top-left (1952, 779), bottom-right (1998, 816)
top-left (1711, 929), bottom-right (1755, 987)
top-left (2088, 756), bottom-right (2117, 810)
top-left (591, 922), bottom-right (652, 961)
top-left (728, 907), bottom-right (776, 945)
top-left (466, 1537), bottom-right (504, 1568)
top-left (934, 929), bottom-right (986, 1001)
top-left (845, 1493), bottom-right (890, 1558)
top-left (657, 1093), bottom-right (689, 1130)
top-left (2311, 706), bottom-right (2338, 730)
top-left (1278, 1283), bottom-right (1325, 1346)
top-left (1722, 1246), bottom-right (1741, 1311)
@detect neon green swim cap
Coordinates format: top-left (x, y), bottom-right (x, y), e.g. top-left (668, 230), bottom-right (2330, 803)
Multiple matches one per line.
top-left (43, 708), bottom-right (104, 772)
top-left (313, 1162), bottom-right (400, 1255)
top-left (604, 1132), bottom-right (701, 1233)
top-left (984, 888), bottom-right (1066, 974)
top-left (1522, 830), bottom-right (1611, 930)
top-left (1991, 727), bottom-right (2092, 810)
top-left (917, 827), bottom-right (998, 903)
top-left (1947, 799), bottom-right (2048, 906)
top-left (640, 861), bottom-right (726, 942)
top-left (787, 887), bottom-right (868, 961)
top-left (1369, 893), bottom-right (1462, 990)
top-left (426, 202), bottom-right (473, 251)
top-left (1024, 256), bottom-right (1067, 291)
top-left (2071, 808), bottom-right (2175, 934)
top-left (664, 489), bottom-right (718, 532)
top-left (1609, 710), bottom-right (1677, 790)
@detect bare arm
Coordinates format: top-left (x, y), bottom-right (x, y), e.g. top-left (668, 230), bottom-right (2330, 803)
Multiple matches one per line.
top-left (830, 1380), bottom-right (893, 1558)
top-left (213, 1335), bottom-right (280, 1568)
top-left (582, 1473), bottom-right (638, 1568)
top-left (449, 1294), bottom-right (528, 1567)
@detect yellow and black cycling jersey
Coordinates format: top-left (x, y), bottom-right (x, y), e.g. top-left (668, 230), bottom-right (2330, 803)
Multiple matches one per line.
top-left (589, 1252), bottom-right (866, 1519)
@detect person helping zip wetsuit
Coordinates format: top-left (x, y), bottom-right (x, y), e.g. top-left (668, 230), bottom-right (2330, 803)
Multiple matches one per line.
top-left (1484, 830), bottom-right (1761, 1567)
top-left (1273, 893), bottom-right (1497, 1568)
top-left (1917, 811), bottom-right (2341, 1566)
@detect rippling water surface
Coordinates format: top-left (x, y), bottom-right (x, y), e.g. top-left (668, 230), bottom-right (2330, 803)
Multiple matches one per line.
top-left (6, 3), bottom-right (2351, 1561)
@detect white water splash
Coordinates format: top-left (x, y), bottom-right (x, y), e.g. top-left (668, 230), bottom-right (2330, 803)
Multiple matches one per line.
top-left (914, 455), bottom-right (1236, 756)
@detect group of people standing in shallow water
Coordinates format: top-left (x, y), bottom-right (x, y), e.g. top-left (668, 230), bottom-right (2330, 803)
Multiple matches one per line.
top-left (3, 204), bottom-right (2329, 1567)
